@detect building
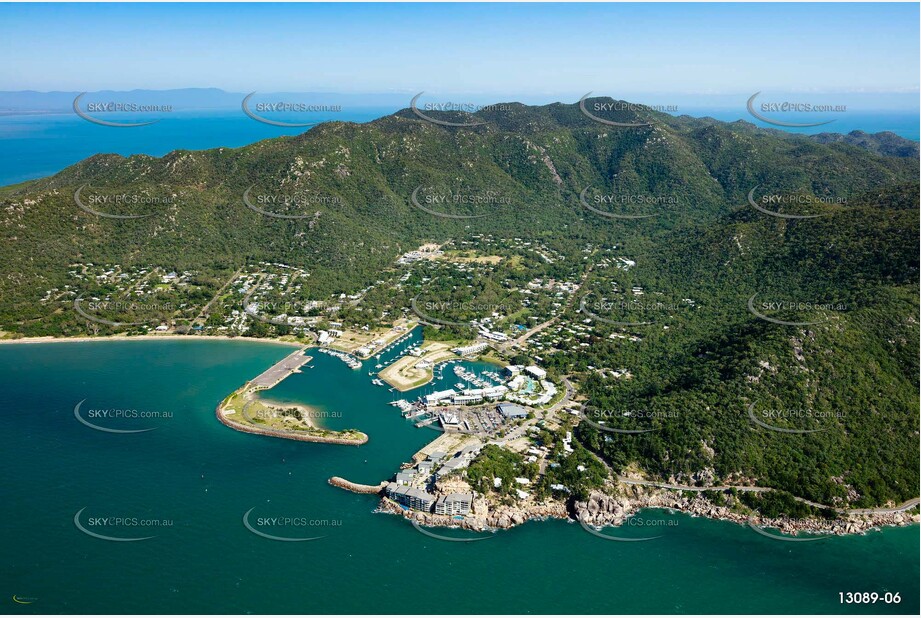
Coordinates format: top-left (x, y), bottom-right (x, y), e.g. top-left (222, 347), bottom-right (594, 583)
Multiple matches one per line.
top-left (395, 470), bottom-right (416, 486)
top-left (497, 403), bottom-right (528, 419)
top-left (425, 389), bottom-right (457, 406)
top-left (459, 444), bottom-right (482, 458)
top-left (434, 492), bottom-right (474, 516)
top-left (452, 394), bottom-right (482, 405)
top-left (504, 365), bottom-right (523, 377)
top-left (417, 460), bottom-right (435, 475)
top-left (481, 385), bottom-right (508, 400)
top-left (525, 365), bottom-right (547, 379)
top-left (439, 411), bottom-right (461, 427)
top-left (507, 375), bottom-right (526, 391)
top-left (385, 483), bottom-right (436, 512)
top-left (436, 446), bottom-right (481, 478)
top-left (478, 330), bottom-right (508, 342)
top-left (452, 342), bottom-right (489, 356)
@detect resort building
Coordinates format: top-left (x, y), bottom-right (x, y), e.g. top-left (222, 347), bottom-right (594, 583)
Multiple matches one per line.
top-left (478, 329), bottom-right (508, 342)
top-left (452, 342), bottom-right (489, 356)
top-left (434, 492), bottom-right (474, 516)
top-left (395, 470), bottom-right (416, 486)
top-left (525, 365), bottom-right (547, 379)
top-left (385, 483), bottom-right (436, 512)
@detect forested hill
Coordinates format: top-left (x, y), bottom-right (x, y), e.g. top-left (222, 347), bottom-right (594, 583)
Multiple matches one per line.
top-left (1, 97), bottom-right (916, 300)
top-left (0, 99), bottom-right (917, 508)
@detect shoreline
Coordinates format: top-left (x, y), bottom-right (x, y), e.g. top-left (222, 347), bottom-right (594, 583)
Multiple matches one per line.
top-left (574, 487), bottom-right (921, 538)
top-left (214, 349), bottom-right (368, 446)
top-left (373, 486), bottom-right (920, 537)
top-left (0, 333), bottom-right (307, 347)
top-left (377, 342), bottom-right (459, 392)
top-left (9, 330), bottom-right (915, 538)
top-left (215, 401), bottom-right (368, 446)
top-left (331, 471), bottom-right (919, 538)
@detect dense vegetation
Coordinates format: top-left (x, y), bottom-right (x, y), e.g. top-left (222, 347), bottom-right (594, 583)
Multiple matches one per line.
top-left (0, 98), bottom-right (916, 511)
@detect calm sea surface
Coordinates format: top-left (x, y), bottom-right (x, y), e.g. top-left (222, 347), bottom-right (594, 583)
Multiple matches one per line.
top-left (0, 108), bottom-right (917, 187)
top-left (1, 336), bottom-right (917, 614)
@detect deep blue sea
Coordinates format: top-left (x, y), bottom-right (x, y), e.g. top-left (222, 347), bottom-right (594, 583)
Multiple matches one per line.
top-left (0, 107), bottom-right (917, 188)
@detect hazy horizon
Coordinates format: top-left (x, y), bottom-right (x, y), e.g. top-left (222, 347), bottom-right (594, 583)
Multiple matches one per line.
top-left (1, 3), bottom-right (918, 106)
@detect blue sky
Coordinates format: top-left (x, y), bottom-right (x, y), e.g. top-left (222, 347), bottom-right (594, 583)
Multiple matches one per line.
top-left (1, 3), bottom-right (918, 103)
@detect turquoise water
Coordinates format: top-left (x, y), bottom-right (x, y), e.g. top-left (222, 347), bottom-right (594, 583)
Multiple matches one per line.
top-left (0, 107), bottom-right (917, 187)
top-left (1, 339), bottom-right (918, 614)
top-left (680, 108), bottom-right (920, 141)
top-left (0, 108), bottom-right (397, 187)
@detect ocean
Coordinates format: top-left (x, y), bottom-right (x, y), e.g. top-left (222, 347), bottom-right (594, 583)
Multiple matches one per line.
top-left (0, 107), bottom-right (917, 188)
top-left (1, 336), bottom-right (917, 614)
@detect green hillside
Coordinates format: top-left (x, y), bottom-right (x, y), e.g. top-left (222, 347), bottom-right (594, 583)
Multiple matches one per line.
top-left (0, 99), bottom-right (917, 508)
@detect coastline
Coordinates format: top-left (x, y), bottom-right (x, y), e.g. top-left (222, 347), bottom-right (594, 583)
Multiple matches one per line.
top-left (8, 331), bottom-right (914, 538)
top-left (215, 401), bottom-right (368, 446)
top-left (377, 341), bottom-right (460, 392)
top-left (574, 487), bottom-right (921, 537)
top-left (0, 333), bottom-right (307, 347)
top-left (369, 484), bottom-right (920, 537)
top-left (332, 471), bottom-right (919, 538)
top-left (214, 349), bottom-right (368, 446)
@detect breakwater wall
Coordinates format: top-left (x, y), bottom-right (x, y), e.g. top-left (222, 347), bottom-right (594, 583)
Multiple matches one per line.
top-left (328, 476), bottom-right (386, 494)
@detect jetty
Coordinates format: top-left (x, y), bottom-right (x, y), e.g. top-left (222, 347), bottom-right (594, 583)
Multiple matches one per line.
top-left (328, 476), bottom-right (386, 494)
top-left (215, 347), bottom-right (368, 446)
top-left (249, 348), bottom-right (311, 389)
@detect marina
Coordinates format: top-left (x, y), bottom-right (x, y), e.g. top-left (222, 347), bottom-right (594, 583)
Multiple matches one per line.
top-left (2, 339), bottom-right (917, 615)
top-left (317, 347), bottom-right (362, 369)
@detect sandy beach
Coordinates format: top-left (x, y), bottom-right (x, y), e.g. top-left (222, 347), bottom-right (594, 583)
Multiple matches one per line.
top-left (0, 333), bottom-right (307, 347)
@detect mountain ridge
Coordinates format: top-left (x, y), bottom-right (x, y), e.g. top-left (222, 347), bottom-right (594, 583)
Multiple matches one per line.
top-left (0, 99), bottom-right (916, 509)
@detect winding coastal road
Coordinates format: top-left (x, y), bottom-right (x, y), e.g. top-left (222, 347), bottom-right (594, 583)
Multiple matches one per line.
top-left (616, 476), bottom-right (920, 516)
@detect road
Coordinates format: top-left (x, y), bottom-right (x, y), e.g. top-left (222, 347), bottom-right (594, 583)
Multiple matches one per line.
top-left (193, 267), bottom-right (243, 326)
top-left (548, 376), bottom-right (576, 415)
top-left (615, 476), bottom-right (920, 515)
top-left (500, 262), bottom-right (594, 353)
